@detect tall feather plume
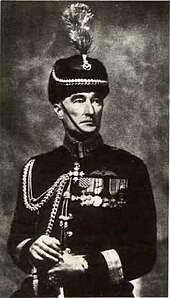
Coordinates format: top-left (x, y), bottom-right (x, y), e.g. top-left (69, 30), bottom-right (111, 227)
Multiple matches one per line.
top-left (62, 3), bottom-right (94, 55)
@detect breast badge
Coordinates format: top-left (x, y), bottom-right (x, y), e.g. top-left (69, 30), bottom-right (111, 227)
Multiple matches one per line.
top-left (71, 176), bottom-right (128, 208)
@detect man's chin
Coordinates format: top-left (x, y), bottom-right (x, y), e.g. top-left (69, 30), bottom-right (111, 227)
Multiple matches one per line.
top-left (79, 126), bottom-right (99, 136)
top-left (79, 123), bottom-right (98, 132)
top-left (67, 127), bottom-right (99, 141)
top-left (81, 127), bottom-right (96, 133)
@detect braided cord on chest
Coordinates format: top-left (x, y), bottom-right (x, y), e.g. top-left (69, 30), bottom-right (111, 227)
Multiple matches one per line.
top-left (22, 159), bottom-right (70, 297)
top-left (45, 174), bottom-right (69, 236)
top-left (22, 159), bottom-right (68, 212)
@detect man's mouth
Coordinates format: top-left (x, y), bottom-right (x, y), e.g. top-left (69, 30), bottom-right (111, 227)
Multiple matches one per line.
top-left (80, 120), bottom-right (95, 125)
top-left (80, 118), bottom-right (95, 123)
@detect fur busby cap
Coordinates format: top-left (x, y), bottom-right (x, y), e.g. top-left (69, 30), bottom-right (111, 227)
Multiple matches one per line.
top-left (48, 55), bottom-right (109, 104)
top-left (48, 3), bottom-right (109, 104)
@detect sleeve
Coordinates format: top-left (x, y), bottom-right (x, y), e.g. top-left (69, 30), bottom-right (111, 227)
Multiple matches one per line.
top-left (109, 160), bottom-right (156, 281)
top-left (7, 162), bottom-right (38, 273)
top-left (83, 250), bottom-right (123, 293)
top-left (84, 161), bottom-right (156, 285)
top-left (101, 249), bottom-right (123, 283)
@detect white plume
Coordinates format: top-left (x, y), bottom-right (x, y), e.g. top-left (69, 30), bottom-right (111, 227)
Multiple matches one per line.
top-left (62, 3), bottom-right (94, 54)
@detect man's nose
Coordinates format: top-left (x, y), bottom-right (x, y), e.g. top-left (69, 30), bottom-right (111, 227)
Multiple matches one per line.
top-left (85, 98), bottom-right (95, 115)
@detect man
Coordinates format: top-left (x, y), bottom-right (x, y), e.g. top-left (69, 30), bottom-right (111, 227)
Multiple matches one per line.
top-left (7, 3), bottom-right (156, 297)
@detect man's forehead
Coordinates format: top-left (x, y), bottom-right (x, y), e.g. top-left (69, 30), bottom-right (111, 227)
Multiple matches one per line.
top-left (64, 91), bottom-right (103, 100)
top-left (64, 92), bottom-right (97, 101)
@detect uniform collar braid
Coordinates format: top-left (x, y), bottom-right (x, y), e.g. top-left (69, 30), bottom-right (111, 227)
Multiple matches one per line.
top-left (63, 134), bottom-right (103, 159)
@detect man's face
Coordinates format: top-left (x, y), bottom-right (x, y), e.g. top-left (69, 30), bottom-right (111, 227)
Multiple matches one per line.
top-left (55, 92), bottom-right (104, 138)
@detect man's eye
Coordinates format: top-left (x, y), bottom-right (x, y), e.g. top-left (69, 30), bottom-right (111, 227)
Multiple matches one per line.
top-left (92, 98), bottom-right (102, 104)
top-left (73, 98), bottom-right (85, 103)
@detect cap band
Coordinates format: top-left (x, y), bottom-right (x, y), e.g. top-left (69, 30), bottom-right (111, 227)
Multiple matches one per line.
top-left (52, 69), bottom-right (108, 86)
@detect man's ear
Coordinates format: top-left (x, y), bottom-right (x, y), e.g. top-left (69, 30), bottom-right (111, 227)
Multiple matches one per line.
top-left (53, 103), bottom-right (64, 120)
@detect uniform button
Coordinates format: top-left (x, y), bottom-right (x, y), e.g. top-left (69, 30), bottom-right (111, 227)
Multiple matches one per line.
top-left (67, 231), bottom-right (73, 237)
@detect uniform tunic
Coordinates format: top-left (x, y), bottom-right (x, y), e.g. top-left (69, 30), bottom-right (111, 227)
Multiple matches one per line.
top-left (7, 135), bottom-right (156, 297)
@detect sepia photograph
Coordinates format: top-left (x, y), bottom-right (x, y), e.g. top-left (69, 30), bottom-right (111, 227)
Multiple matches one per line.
top-left (1, 1), bottom-right (168, 297)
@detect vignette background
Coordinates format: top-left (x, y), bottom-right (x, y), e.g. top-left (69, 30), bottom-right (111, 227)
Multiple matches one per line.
top-left (1, 1), bottom-right (168, 296)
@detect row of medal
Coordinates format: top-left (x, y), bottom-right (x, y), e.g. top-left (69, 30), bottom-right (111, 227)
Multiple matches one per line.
top-left (69, 163), bottom-right (128, 208)
top-left (71, 193), bottom-right (126, 208)
top-left (73, 177), bottom-right (128, 208)
top-left (78, 177), bottom-right (128, 194)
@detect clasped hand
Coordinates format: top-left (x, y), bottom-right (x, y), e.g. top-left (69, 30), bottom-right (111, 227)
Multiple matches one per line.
top-left (29, 235), bottom-right (85, 277)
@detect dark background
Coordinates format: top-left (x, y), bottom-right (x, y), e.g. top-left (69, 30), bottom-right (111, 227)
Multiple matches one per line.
top-left (1, 1), bottom-right (168, 296)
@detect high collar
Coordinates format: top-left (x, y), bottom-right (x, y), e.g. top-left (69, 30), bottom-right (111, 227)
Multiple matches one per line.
top-left (63, 133), bottom-right (103, 159)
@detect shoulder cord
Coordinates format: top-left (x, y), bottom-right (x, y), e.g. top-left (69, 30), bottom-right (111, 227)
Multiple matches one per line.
top-left (22, 159), bottom-right (69, 211)
top-left (22, 159), bottom-right (70, 296)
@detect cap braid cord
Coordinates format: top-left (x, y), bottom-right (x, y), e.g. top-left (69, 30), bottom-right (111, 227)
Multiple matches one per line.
top-left (52, 68), bottom-right (108, 86)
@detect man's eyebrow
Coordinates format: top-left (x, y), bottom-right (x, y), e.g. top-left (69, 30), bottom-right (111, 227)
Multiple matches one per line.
top-left (70, 94), bottom-right (86, 101)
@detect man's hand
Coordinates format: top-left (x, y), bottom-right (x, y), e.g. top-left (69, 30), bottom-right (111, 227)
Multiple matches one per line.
top-left (48, 251), bottom-right (87, 277)
top-left (29, 235), bottom-right (63, 267)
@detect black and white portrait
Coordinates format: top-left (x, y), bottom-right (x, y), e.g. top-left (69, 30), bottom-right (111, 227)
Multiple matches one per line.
top-left (1, 1), bottom-right (168, 297)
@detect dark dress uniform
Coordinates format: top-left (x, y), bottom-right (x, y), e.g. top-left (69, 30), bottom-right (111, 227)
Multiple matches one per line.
top-left (7, 134), bottom-right (156, 297)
